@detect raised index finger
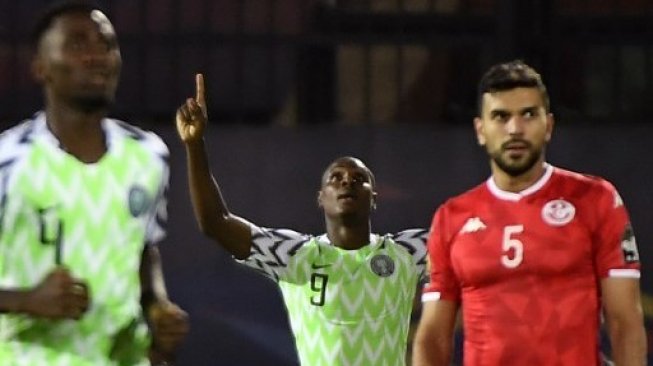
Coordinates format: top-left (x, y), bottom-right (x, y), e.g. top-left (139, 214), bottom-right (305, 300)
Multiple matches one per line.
top-left (195, 73), bottom-right (206, 109)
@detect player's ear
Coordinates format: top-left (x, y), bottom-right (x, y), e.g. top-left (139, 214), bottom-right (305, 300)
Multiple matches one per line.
top-left (31, 56), bottom-right (46, 84)
top-left (371, 191), bottom-right (378, 211)
top-left (317, 190), bottom-right (323, 208)
top-left (474, 117), bottom-right (486, 146)
top-left (545, 113), bottom-right (554, 142)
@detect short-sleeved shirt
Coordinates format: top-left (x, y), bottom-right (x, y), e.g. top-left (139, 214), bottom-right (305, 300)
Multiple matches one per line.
top-left (0, 112), bottom-right (169, 366)
top-left (423, 164), bottom-right (641, 366)
top-left (240, 227), bottom-right (428, 366)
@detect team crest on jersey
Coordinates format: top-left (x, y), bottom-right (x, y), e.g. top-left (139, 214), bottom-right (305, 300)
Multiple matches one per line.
top-left (128, 185), bottom-right (152, 217)
top-left (541, 199), bottom-right (575, 226)
top-left (621, 223), bottom-right (640, 263)
top-left (370, 254), bottom-right (395, 277)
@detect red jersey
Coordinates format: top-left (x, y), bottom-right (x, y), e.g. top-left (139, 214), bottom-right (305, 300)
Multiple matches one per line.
top-left (423, 164), bottom-right (641, 366)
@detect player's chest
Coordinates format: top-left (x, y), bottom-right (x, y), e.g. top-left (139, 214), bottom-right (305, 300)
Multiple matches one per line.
top-left (299, 249), bottom-right (416, 321)
top-left (449, 198), bottom-right (592, 285)
top-left (10, 153), bottom-right (158, 228)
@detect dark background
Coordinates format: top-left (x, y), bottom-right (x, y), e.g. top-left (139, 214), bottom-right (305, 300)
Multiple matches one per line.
top-left (2, 0), bottom-right (653, 364)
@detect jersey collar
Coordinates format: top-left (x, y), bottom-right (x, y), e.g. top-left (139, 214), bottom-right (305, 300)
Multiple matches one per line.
top-left (316, 233), bottom-right (378, 249)
top-left (33, 111), bottom-right (122, 156)
top-left (486, 163), bottom-right (554, 201)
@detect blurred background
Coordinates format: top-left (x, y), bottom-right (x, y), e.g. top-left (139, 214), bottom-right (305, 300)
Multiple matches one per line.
top-left (2, 0), bottom-right (653, 364)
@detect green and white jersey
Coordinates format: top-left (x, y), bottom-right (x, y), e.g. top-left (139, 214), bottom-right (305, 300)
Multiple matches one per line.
top-left (0, 112), bottom-right (169, 366)
top-left (241, 227), bottom-right (428, 366)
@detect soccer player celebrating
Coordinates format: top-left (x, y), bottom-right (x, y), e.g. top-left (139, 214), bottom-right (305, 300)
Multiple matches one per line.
top-left (412, 60), bottom-right (646, 365)
top-left (0, 1), bottom-right (188, 365)
top-left (176, 73), bottom-right (427, 365)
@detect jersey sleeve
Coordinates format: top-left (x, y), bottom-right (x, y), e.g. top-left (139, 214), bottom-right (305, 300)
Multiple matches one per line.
top-left (144, 137), bottom-right (170, 246)
top-left (237, 226), bottom-right (310, 281)
top-left (422, 204), bottom-right (461, 303)
top-left (0, 120), bottom-right (32, 241)
top-left (0, 165), bottom-right (11, 241)
top-left (592, 181), bottom-right (640, 279)
top-left (391, 228), bottom-right (428, 281)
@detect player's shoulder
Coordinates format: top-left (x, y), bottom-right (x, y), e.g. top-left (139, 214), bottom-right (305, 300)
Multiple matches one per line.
top-left (0, 114), bottom-right (42, 164)
top-left (385, 229), bottom-right (428, 254)
top-left (105, 118), bottom-right (169, 158)
top-left (254, 227), bottom-right (311, 242)
top-left (252, 227), bottom-right (313, 251)
top-left (387, 229), bottom-right (428, 245)
top-left (552, 166), bottom-right (618, 196)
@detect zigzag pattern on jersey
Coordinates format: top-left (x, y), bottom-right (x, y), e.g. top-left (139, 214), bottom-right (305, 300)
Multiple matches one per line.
top-left (392, 228), bottom-right (429, 266)
top-left (242, 228), bottom-right (428, 365)
top-left (0, 339), bottom-right (151, 366)
top-left (280, 237), bottom-right (419, 366)
top-left (248, 228), bottom-right (309, 281)
top-left (0, 120), bottom-right (165, 364)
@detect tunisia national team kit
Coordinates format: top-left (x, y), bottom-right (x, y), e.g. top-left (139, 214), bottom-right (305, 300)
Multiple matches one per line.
top-left (423, 164), bottom-right (640, 365)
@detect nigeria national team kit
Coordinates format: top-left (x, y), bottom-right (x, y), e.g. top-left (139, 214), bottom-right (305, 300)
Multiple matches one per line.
top-left (423, 164), bottom-right (641, 365)
top-left (0, 112), bottom-right (169, 366)
top-left (241, 227), bottom-right (428, 366)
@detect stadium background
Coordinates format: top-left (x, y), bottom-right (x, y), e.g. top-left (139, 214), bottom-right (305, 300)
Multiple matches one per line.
top-left (2, 0), bottom-right (653, 364)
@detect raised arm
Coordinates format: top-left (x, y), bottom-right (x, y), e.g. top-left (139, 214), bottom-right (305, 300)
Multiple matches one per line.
top-left (601, 277), bottom-right (647, 365)
top-left (176, 74), bottom-right (253, 259)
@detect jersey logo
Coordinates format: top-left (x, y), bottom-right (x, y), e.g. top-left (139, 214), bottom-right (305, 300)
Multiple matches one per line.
top-left (370, 254), bottom-right (394, 277)
top-left (128, 185), bottom-right (152, 217)
top-left (621, 223), bottom-right (640, 263)
top-left (460, 217), bottom-right (486, 234)
top-left (541, 199), bottom-right (575, 226)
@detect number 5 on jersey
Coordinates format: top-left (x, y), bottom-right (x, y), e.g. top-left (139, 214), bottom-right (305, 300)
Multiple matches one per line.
top-left (502, 225), bottom-right (524, 268)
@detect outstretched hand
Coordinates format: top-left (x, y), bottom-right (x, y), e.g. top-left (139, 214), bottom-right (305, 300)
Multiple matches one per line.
top-left (176, 73), bottom-right (207, 144)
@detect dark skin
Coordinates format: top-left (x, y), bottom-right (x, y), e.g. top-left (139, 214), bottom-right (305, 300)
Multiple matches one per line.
top-left (176, 74), bottom-right (378, 256)
top-left (32, 10), bottom-right (121, 163)
top-left (0, 9), bottom-right (188, 363)
top-left (318, 158), bottom-right (377, 250)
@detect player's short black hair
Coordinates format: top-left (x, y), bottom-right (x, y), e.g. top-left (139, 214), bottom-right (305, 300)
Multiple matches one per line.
top-left (477, 60), bottom-right (550, 115)
top-left (321, 156), bottom-right (376, 189)
top-left (31, 0), bottom-right (103, 49)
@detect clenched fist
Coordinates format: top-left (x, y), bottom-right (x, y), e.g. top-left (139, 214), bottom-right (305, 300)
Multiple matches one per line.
top-left (24, 267), bottom-right (90, 320)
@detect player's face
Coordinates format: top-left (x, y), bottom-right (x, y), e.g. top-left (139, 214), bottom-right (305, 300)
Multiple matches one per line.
top-left (318, 158), bottom-right (377, 220)
top-left (33, 10), bottom-right (122, 113)
top-left (474, 87), bottom-right (553, 177)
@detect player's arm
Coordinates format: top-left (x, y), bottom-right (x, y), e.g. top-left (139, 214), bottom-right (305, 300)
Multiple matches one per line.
top-left (140, 243), bottom-right (189, 365)
top-left (413, 206), bottom-right (460, 366)
top-left (412, 299), bottom-right (458, 366)
top-left (593, 183), bottom-right (646, 365)
top-left (176, 73), bottom-right (253, 259)
top-left (0, 268), bottom-right (88, 320)
top-left (601, 277), bottom-right (646, 366)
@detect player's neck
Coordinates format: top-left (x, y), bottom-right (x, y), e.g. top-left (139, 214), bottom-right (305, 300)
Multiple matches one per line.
top-left (325, 221), bottom-right (371, 250)
top-left (491, 160), bottom-right (547, 193)
top-left (45, 104), bottom-right (107, 164)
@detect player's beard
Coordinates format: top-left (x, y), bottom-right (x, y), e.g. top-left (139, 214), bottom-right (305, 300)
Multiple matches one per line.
top-left (489, 142), bottom-right (543, 177)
